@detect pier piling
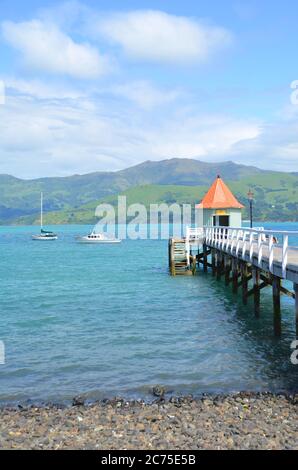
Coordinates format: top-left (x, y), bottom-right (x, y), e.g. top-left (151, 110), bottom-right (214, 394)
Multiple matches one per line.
top-left (217, 251), bottom-right (222, 281)
top-left (211, 249), bottom-right (216, 277)
top-left (224, 255), bottom-right (231, 286)
top-left (169, 225), bottom-right (298, 335)
top-left (252, 267), bottom-right (260, 318)
top-left (272, 276), bottom-right (281, 336)
top-left (232, 258), bottom-right (239, 294)
top-left (203, 243), bottom-right (208, 273)
top-left (241, 262), bottom-right (248, 305)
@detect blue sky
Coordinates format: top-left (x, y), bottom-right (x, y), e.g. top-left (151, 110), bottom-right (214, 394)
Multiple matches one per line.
top-left (0, 0), bottom-right (298, 177)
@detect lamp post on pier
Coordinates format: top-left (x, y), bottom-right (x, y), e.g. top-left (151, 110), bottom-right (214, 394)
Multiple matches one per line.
top-left (247, 189), bottom-right (254, 229)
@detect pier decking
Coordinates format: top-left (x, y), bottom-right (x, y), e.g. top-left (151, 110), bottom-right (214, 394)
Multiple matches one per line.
top-left (169, 226), bottom-right (298, 335)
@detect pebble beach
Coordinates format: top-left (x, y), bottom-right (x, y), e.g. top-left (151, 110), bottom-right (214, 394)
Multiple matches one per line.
top-left (0, 393), bottom-right (297, 450)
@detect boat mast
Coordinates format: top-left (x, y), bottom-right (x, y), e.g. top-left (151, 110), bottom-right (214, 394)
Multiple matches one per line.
top-left (40, 192), bottom-right (43, 230)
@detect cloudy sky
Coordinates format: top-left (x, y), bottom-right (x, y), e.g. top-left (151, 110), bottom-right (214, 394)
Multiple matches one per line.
top-left (0, 0), bottom-right (298, 178)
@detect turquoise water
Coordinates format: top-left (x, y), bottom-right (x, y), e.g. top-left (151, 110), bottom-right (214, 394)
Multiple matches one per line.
top-left (0, 223), bottom-right (297, 404)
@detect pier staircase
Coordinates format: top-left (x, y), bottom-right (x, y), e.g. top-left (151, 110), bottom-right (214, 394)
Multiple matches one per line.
top-left (169, 225), bottom-right (298, 335)
top-left (169, 239), bottom-right (189, 275)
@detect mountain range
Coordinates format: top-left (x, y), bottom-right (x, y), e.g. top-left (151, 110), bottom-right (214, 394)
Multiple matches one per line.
top-left (0, 159), bottom-right (297, 224)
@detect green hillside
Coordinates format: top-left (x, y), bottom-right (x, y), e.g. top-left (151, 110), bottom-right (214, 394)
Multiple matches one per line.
top-left (16, 178), bottom-right (298, 225)
top-left (0, 159), bottom-right (297, 224)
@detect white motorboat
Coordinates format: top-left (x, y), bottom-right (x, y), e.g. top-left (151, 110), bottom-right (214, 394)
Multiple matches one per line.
top-left (32, 193), bottom-right (58, 241)
top-left (76, 231), bottom-right (121, 244)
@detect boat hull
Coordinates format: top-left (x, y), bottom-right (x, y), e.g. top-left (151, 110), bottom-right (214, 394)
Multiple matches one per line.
top-left (76, 237), bottom-right (121, 244)
top-left (32, 235), bottom-right (58, 241)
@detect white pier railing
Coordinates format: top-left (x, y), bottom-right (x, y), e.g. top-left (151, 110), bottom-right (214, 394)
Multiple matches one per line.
top-left (184, 226), bottom-right (298, 279)
top-left (204, 226), bottom-right (298, 279)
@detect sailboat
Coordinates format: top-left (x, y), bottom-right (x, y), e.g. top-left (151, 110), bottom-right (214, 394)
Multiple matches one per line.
top-left (32, 193), bottom-right (58, 241)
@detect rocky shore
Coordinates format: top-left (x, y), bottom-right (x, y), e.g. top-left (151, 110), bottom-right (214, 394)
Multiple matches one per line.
top-left (0, 393), bottom-right (297, 450)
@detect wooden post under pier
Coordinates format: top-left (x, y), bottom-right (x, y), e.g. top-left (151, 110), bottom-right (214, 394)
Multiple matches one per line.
top-left (191, 255), bottom-right (197, 275)
top-left (224, 255), bottom-right (231, 286)
top-left (241, 262), bottom-right (249, 305)
top-left (211, 249), bottom-right (216, 277)
top-left (252, 267), bottom-right (260, 318)
top-left (272, 276), bottom-right (281, 337)
top-left (203, 243), bottom-right (208, 273)
top-left (169, 223), bottom-right (298, 335)
top-left (232, 258), bottom-right (239, 294)
top-left (216, 250), bottom-right (222, 281)
top-left (168, 239), bottom-right (172, 270)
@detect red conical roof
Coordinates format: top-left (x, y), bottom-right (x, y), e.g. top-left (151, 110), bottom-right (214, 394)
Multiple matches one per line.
top-left (196, 175), bottom-right (244, 209)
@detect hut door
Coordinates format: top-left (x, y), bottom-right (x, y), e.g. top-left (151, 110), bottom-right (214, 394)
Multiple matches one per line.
top-left (212, 215), bottom-right (230, 226)
top-left (218, 215), bottom-right (229, 227)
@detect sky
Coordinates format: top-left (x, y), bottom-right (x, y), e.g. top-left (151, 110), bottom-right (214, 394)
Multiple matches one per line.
top-left (0, 0), bottom-right (298, 178)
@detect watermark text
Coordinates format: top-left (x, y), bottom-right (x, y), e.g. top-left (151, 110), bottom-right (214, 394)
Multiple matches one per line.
top-left (0, 80), bottom-right (5, 105)
top-left (290, 339), bottom-right (298, 365)
top-left (290, 80), bottom-right (298, 105)
top-left (0, 341), bottom-right (5, 365)
top-left (94, 196), bottom-right (197, 239)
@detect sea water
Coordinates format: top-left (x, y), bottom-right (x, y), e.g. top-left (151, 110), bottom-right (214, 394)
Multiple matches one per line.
top-left (0, 223), bottom-right (297, 404)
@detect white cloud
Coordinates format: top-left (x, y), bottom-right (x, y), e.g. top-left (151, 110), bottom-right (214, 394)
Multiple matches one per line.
top-left (0, 80), bottom-right (5, 105)
top-left (0, 84), bottom-right (263, 178)
top-left (109, 81), bottom-right (181, 110)
top-left (229, 120), bottom-right (298, 171)
top-left (97, 10), bottom-right (232, 64)
top-left (6, 78), bottom-right (86, 100)
top-left (149, 115), bottom-right (260, 160)
top-left (0, 6), bottom-right (296, 176)
top-left (2, 19), bottom-right (110, 78)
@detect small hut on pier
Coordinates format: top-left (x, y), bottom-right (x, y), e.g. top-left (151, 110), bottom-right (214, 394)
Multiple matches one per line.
top-left (196, 175), bottom-right (244, 227)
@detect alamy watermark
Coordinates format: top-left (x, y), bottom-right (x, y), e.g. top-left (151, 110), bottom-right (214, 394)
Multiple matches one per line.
top-left (94, 196), bottom-right (198, 239)
top-left (0, 341), bottom-right (5, 365)
top-left (290, 340), bottom-right (298, 365)
top-left (290, 80), bottom-right (298, 105)
top-left (0, 80), bottom-right (5, 105)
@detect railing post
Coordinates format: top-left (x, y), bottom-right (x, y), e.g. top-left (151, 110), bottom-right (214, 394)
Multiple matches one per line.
top-left (226, 229), bottom-right (231, 252)
top-left (230, 230), bottom-right (235, 254)
top-left (185, 226), bottom-right (190, 267)
top-left (236, 230), bottom-right (241, 257)
top-left (282, 235), bottom-right (288, 279)
top-left (269, 234), bottom-right (274, 273)
top-left (258, 232), bottom-right (263, 268)
top-left (241, 231), bottom-right (246, 261)
top-left (249, 232), bottom-right (254, 262)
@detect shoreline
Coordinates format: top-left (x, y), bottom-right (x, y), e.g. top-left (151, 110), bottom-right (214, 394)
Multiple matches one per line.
top-left (1, 389), bottom-right (298, 410)
top-left (1, 392), bottom-right (297, 449)
top-left (1, 220), bottom-right (297, 227)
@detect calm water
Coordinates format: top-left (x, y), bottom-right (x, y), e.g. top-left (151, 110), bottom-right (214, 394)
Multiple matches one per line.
top-left (0, 223), bottom-right (297, 404)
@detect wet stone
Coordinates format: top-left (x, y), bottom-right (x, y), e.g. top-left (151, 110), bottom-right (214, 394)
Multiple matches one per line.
top-left (0, 393), bottom-right (297, 450)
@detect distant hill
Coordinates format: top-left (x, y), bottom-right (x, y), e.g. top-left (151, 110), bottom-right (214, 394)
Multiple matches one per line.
top-left (0, 159), bottom-right (297, 224)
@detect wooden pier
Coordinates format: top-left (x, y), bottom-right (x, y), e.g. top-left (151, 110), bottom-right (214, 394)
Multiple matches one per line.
top-left (169, 226), bottom-right (298, 335)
